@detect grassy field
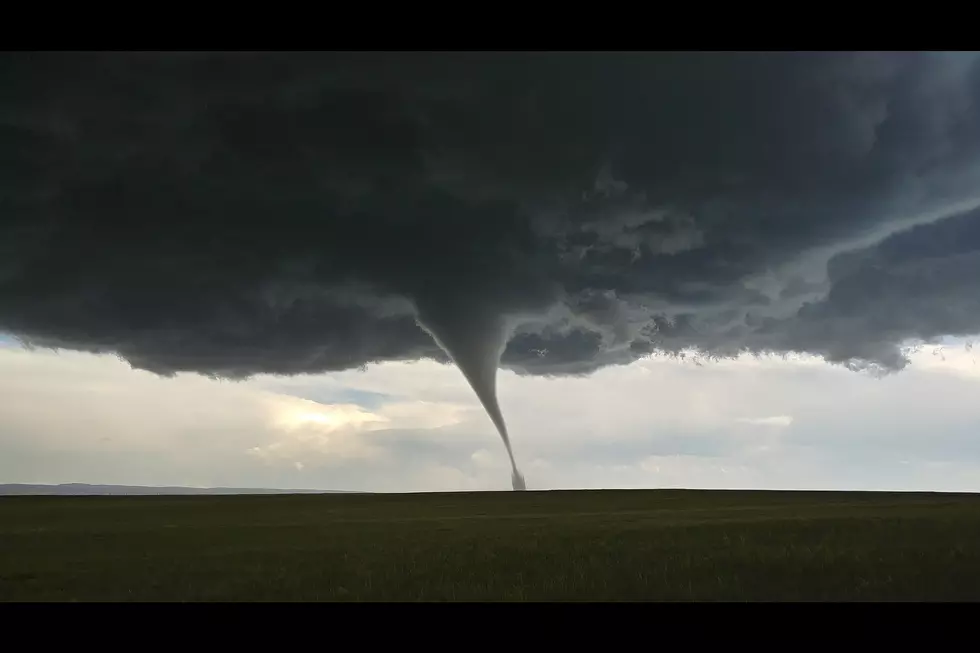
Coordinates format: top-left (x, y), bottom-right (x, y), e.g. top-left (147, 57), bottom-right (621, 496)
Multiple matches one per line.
top-left (2, 489), bottom-right (980, 601)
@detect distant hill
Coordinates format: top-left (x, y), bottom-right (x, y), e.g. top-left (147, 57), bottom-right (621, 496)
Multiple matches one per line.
top-left (0, 483), bottom-right (360, 496)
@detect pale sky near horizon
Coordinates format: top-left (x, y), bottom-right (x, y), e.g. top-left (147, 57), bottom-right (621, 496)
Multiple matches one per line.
top-left (3, 336), bottom-right (978, 494)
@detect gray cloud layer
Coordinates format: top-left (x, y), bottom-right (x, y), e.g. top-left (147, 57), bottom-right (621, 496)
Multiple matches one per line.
top-left (3, 51), bottom-right (980, 377)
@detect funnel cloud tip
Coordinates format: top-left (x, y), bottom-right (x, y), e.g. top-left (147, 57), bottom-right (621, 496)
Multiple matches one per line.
top-left (512, 469), bottom-right (527, 491)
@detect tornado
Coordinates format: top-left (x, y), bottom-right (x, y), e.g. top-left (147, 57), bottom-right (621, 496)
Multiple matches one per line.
top-left (415, 306), bottom-right (527, 491)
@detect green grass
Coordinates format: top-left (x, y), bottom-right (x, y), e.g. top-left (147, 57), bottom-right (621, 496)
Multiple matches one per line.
top-left (2, 489), bottom-right (980, 601)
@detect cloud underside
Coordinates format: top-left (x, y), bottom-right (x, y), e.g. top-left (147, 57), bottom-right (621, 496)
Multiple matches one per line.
top-left (2, 51), bottom-right (980, 378)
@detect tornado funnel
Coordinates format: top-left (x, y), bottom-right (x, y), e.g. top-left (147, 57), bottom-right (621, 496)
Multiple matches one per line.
top-left (416, 310), bottom-right (526, 491)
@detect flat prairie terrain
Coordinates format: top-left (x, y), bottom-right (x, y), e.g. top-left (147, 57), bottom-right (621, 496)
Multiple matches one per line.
top-left (2, 489), bottom-right (979, 601)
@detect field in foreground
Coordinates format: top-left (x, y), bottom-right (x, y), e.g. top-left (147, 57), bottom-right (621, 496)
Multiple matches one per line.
top-left (2, 489), bottom-right (980, 601)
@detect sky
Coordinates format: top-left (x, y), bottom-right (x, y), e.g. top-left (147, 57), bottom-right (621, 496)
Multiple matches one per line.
top-left (3, 337), bottom-right (979, 492)
top-left (3, 52), bottom-right (980, 492)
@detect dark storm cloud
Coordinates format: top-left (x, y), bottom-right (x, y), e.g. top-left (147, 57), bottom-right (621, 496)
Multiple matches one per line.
top-left (2, 51), bottom-right (980, 377)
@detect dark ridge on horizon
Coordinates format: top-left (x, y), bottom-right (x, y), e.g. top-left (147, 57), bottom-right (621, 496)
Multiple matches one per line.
top-left (0, 483), bottom-right (364, 496)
